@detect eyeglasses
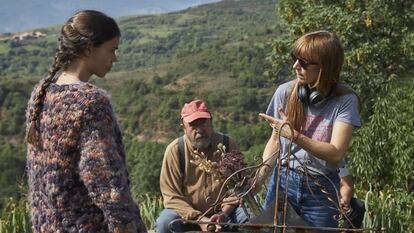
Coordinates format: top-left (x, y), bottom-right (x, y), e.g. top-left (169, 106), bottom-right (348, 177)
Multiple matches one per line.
top-left (291, 53), bottom-right (318, 69)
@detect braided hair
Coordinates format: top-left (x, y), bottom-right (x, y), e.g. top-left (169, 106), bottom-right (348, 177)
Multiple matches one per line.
top-left (26, 10), bottom-right (120, 144)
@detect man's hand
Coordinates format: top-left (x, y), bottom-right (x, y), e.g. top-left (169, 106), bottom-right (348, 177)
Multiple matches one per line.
top-left (340, 195), bottom-right (352, 212)
top-left (198, 215), bottom-right (223, 232)
top-left (339, 176), bottom-right (354, 212)
top-left (198, 216), bottom-right (211, 232)
top-left (210, 213), bottom-right (225, 231)
top-left (210, 213), bottom-right (226, 222)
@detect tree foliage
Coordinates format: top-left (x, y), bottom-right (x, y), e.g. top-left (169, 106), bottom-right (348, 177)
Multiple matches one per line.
top-left (269, 1), bottom-right (414, 231)
top-left (349, 79), bottom-right (414, 188)
top-left (269, 0), bottom-right (414, 116)
top-left (0, 77), bottom-right (34, 209)
top-left (0, 0), bottom-right (413, 230)
top-left (127, 141), bottom-right (166, 195)
top-left (270, 0), bottom-right (414, 187)
top-left (0, 0), bottom-right (279, 202)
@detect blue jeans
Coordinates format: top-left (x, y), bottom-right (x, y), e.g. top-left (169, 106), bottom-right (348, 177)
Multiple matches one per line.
top-left (155, 207), bottom-right (248, 233)
top-left (264, 167), bottom-right (340, 233)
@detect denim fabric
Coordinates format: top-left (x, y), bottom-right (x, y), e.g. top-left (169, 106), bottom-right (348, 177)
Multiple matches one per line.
top-left (155, 207), bottom-right (248, 233)
top-left (264, 167), bottom-right (340, 233)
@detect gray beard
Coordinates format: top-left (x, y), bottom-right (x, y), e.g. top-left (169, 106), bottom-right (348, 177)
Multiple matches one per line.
top-left (192, 137), bottom-right (211, 150)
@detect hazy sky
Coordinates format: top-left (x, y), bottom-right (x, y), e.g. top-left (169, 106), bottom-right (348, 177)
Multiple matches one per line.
top-left (0, 0), bottom-right (220, 33)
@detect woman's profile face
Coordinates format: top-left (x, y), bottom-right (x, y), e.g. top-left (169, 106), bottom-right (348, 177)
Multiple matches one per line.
top-left (292, 55), bottom-right (320, 86)
top-left (85, 36), bottom-right (120, 78)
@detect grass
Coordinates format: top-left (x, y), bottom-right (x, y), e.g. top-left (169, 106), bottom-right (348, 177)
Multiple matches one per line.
top-left (1, 189), bottom-right (413, 232)
top-left (137, 194), bottom-right (164, 230)
top-left (0, 198), bottom-right (30, 233)
top-left (361, 187), bottom-right (414, 232)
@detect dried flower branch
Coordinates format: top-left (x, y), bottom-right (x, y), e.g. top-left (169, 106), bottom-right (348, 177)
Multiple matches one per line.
top-left (190, 143), bottom-right (246, 183)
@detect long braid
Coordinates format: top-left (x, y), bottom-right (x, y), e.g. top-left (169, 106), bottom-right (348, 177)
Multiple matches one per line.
top-left (26, 53), bottom-right (63, 145)
top-left (26, 19), bottom-right (85, 145)
top-left (26, 10), bottom-right (121, 145)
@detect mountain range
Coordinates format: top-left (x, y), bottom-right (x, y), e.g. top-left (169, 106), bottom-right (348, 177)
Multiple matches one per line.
top-left (0, 0), bottom-right (219, 33)
top-left (0, 0), bottom-right (279, 206)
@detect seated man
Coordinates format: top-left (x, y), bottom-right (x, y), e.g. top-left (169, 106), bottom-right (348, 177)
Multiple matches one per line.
top-left (156, 100), bottom-right (248, 233)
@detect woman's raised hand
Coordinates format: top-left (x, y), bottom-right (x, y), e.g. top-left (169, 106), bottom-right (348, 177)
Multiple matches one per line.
top-left (259, 112), bottom-right (297, 142)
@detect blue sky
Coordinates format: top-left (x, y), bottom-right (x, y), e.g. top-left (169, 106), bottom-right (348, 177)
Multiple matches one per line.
top-left (0, 0), bottom-right (219, 33)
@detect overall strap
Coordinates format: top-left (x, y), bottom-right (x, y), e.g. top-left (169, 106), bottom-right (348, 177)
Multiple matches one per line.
top-left (178, 136), bottom-right (185, 175)
top-left (223, 134), bottom-right (229, 151)
top-left (178, 134), bottom-right (230, 176)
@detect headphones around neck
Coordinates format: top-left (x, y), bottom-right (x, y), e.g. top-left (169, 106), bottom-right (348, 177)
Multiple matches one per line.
top-left (297, 85), bottom-right (331, 107)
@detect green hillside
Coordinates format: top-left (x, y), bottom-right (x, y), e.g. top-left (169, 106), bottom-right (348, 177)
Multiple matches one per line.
top-left (1, 0), bottom-right (413, 231)
top-left (0, 0), bottom-right (280, 206)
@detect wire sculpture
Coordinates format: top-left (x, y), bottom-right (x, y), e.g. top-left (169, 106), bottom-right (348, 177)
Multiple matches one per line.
top-left (169, 115), bottom-right (385, 233)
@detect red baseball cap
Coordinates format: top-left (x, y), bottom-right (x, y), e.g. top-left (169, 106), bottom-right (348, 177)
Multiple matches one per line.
top-left (181, 100), bottom-right (211, 123)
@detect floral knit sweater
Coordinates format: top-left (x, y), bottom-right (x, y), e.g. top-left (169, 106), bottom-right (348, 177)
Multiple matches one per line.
top-left (26, 83), bottom-right (147, 233)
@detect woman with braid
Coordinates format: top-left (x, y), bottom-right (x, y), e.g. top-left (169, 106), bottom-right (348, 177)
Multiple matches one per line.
top-left (25, 10), bottom-right (147, 233)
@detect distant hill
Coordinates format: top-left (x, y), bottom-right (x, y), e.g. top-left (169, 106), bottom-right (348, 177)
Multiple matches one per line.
top-left (0, 0), bottom-right (280, 205)
top-left (0, 0), bottom-right (219, 33)
top-left (107, 0), bottom-right (281, 140)
top-left (0, 0), bottom-right (280, 77)
top-left (0, 0), bottom-right (281, 140)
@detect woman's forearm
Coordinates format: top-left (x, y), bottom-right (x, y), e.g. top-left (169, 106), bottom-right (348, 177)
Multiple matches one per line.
top-left (295, 134), bottom-right (344, 165)
top-left (252, 132), bottom-right (280, 194)
top-left (294, 121), bottom-right (354, 165)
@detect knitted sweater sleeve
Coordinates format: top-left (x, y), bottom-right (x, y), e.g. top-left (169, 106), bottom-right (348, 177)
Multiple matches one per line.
top-left (78, 90), bottom-right (147, 233)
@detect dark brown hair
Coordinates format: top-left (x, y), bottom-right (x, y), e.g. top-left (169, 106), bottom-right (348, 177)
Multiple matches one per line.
top-left (26, 10), bottom-right (121, 144)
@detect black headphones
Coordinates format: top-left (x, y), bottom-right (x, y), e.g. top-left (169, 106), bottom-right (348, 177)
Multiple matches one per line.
top-left (297, 85), bottom-right (332, 107)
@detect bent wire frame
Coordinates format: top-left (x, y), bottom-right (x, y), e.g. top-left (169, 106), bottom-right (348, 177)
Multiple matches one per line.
top-left (169, 120), bottom-right (384, 233)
